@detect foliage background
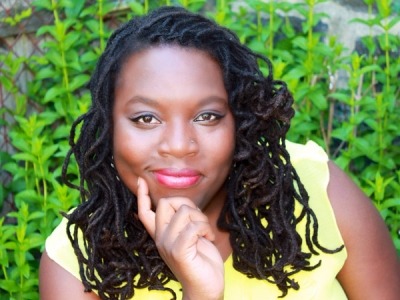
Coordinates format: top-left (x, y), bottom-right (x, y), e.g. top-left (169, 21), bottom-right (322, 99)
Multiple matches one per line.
top-left (0, 0), bottom-right (399, 298)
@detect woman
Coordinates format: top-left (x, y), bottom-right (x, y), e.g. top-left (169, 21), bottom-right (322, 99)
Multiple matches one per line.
top-left (40, 6), bottom-right (399, 300)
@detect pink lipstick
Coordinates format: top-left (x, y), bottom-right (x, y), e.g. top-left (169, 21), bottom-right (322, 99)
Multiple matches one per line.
top-left (154, 169), bottom-right (201, 189)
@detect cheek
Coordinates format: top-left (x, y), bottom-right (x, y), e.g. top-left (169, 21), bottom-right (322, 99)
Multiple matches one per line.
top-left (113, 145), bottom-right (139, 194)
top-left (221, 119), bottom-right (236, 158)
top-left (207, 122), bottom-right (235, 174)
top-left (112, 125), bottom-right (151, 194)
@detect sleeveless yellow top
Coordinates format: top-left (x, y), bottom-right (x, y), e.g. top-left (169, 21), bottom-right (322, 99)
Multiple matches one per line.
top-left (46, 141), bottom-right (348, 299)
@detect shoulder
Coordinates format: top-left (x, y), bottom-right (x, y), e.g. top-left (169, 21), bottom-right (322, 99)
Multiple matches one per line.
top-left (40, 213), bottom-right (100, 299)
top-left (44, 213), bottom-right (82, 279)
top-left (39, 251), bottom-right (100, 300)
top-left (327, 161), bottom-right (400, 299)
top-left (287, 140), bottom-right (400, 298)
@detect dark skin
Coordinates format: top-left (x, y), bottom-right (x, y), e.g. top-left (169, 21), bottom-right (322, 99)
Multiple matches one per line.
top-left (329, 162), bottom-right (400, 299)
top-left (39, 162), bottom-right (400, 299)
top-left (39, 46), bottom-right (400, 300)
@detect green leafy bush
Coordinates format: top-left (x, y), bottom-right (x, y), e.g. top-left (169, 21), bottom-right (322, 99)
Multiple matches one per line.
top-left (0, 0), bottom-right (398, 298)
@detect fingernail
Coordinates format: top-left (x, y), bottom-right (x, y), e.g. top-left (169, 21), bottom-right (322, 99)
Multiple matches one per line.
top-left (137, 177), bottom-right (141, 188)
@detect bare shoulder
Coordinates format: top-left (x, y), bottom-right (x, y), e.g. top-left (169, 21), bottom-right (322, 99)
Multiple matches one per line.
top-left (327, 161), bottom-right (400, 299)
top-left (39, 251), bottom-right (100, 300)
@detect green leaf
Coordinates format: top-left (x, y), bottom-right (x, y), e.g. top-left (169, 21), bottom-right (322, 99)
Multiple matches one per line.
top-left (129, 2), bottom-right (145, 15)
top-left (2, 161), bottom-right (20, 176)
top-left (290, 119), bottom-right (318, 132)
top-left (54, 98), bottom-right (67, 116)
top-left (0, 248), bottom-right (9, 267)
top-left (350, 17), bottom-right (381, 27)
top-left (45, 49), bottom-right (64, 68)
top-left (41, 144), bottom-right (59, 162)
top-left (39, 111), bottom-right (59, 124)
top-left (0, 224), bottom-right (16, 243)
top-left (26, 233), bottom-right (45, 248)
top-left (81, 51), bottom-right (98, 63)
top-left (83, 19), bottom-right (99, 33)
top-left (0, 279), bottom-right (19, 292)
top-left (292, 36), bottom-right (307, 50)
top-left (386, 16), bottom-right (400, 30)
top-left (65, 49), bottom-right (82, 71)
top-left (308, 88), bottom-right (327, 110)
top-left (32, 0), bottom-right (52, 10)
top-left (14, 190), bottom-right (42, 204)
top-left (53, 124), bottom-right (71, 139)
top-left (283, 66), bottom-right (307, 80)
top-left (68, 74), bottom-right (90, 92)
top-left (64, 31), bottom-right (81, 50)
top-left (36, 24), bottom-right (56, 37)
top-left (329, 92), bottom-right (349, 103)
top-left (331, 126), bottom-right (353, 141)
top-left (16, 224), bottom-right (27, 244)
top-left (9, 134), bottom-right (30, 152)
top-left (380, 198), bottom-right (400, 210)
top-left (43, 86), bottom-right (66, 103)
top-left (36, 67), bottom-right (56, 80)
top-left (377, 0), bottom-right (391, 18)
top-left (65, 0), bottom-right (85, 18)
top-left (28, 212), bottom-right (46, 222)
top-left (354, 138), bottom-right (375, 155)
top-left (360, 64), bottom-right (382, 74)
top-left (11, 153), bottom-right (38, 163)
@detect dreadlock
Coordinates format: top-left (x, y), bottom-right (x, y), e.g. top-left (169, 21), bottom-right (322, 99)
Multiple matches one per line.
top-left (62, 6), bottom-right (343, 300)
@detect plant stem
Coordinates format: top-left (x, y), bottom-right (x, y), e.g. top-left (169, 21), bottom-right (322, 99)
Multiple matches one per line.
top-left (39, 156), bottom-right (48, 226)
top-left (51, 0), bottom-right (72, 117)
top-left (2, 265), bottom-right (8, 281)
top-left (268, 1), bottom-right (274, 58)
top-left (376, 93), bottom-right (384, 172)
top-left (383, 26), bottom-right (391, 91)
top-left (218, 0), bottom-right (225, 12)
top-left (98, 0), bottom-right (105, 51)
top-left (306, 0), bottom-right (315, 112)
top-left (256, 11), bottom-right (261, 42)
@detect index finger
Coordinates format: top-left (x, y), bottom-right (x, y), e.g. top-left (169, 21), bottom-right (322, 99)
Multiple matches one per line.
top-left (137, 177), bottom-right (156, 239)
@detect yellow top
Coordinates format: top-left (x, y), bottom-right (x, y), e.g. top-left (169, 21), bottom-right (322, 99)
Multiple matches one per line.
top-left (46, 140), bottom-right (348, 299)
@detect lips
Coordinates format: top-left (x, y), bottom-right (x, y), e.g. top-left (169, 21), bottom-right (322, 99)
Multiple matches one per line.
top-left (153, 168), bottom-right (201, 189)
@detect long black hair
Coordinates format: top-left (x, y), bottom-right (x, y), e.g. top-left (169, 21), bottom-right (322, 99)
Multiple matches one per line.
top-left (62, 6), bottom-right (342, 299)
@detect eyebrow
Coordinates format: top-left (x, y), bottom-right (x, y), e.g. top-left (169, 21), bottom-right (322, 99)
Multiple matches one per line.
top-left (197, 96), bottom-right (229, 107)
top-left (126, 96), bottom-right (161, 107)
top-left (126, 95), bottom-right (229, 107)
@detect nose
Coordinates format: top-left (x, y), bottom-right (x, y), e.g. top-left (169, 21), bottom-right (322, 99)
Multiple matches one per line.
top-left (158, 121), bottom-right (198, 158)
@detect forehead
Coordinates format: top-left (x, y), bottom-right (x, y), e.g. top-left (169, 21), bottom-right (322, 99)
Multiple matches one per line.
top-left (115, 46), bottom-right (228, 105)
top-left (115, 45), bottom-right (227, 101)
top-left (118, 45), bottom-right (221, 77)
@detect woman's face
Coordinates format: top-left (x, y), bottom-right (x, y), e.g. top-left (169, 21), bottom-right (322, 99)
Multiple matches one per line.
top-left (112, 46), bottom-right (235, 212)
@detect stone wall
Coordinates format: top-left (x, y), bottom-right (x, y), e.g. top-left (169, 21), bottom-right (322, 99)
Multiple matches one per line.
top-left (308, 0), bottom-right (399, 53)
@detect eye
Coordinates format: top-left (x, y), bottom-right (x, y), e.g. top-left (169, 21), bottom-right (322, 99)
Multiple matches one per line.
top-left (130, 114), bottom-right (161, 124)
top-left (194, 112), bottom-right (223, 123)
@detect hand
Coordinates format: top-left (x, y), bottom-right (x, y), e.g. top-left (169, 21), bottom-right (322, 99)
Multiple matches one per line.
top-left (137, 177), bottom-right (224, 300)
